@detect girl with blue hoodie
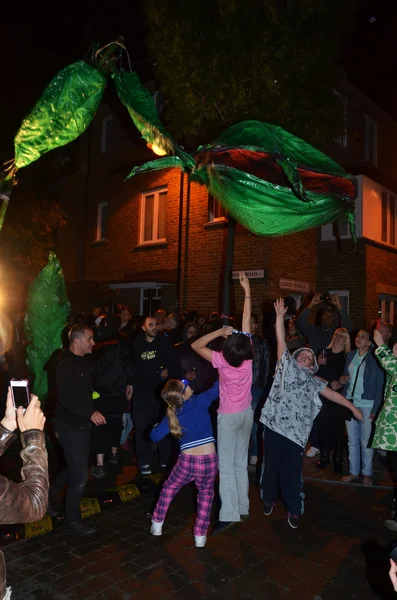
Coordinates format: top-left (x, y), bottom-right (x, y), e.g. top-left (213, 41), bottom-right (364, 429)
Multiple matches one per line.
top-left (149, 379), bottom-right (220, 548)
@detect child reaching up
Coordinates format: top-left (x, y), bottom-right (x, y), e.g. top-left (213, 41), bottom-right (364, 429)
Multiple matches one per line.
top-left (260, 298), bottom-right (364, 529)
top-left (149, 379), bottom-right (219, 547)
top-left (192, 272), bottom-right (253, 534)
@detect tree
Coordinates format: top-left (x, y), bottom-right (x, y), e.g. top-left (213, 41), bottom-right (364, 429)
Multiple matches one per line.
top-left (0, 159), bottom-right (66, 304)
top-left (144, 0), bottom-right (355, 147)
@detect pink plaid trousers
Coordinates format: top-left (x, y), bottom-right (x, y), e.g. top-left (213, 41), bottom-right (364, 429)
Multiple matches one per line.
top-left (153, 452), bottom-right (218, 536)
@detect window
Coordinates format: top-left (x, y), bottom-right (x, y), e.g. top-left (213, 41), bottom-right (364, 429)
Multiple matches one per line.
top-left (380, 191), bottom-right (397, 247)
top-left (208, 194), bottom-right (227, 222)
top-left (333, 90), bottom-right (348, 147)
top-left (140, 189), bottom-right (167, 244)
top-left (140, 287), bottom-right (162, 315)
top-left (96, 202), bottom-right (108, 241)
top-left (365, 115), bottom-right (377, 165)
top-left (101, 115), bottom-right (113, 153)
top-left (379, 294), bottom-right (397, 326)
top-left (329, 290), bottom-right (349, 314)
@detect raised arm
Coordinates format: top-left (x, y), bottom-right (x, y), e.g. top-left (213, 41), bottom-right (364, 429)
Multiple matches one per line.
top-left (320, 386), bottom-right (364, 421)
top-left (191, 327), bottom-right (234, 363)
top-left (329, 294), bottom-right (352, 332)
top-left (274, 298), bottom-right (288, 360)
top-left (239, 272), bottom-right (251, 333)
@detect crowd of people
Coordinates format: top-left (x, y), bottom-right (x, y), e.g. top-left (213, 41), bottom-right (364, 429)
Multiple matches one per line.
top-left (2, 280), bottom-right (397, 594)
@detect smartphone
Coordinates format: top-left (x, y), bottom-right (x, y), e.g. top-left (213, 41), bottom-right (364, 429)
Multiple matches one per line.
top-left (10, 380), bottom-right (30, 411)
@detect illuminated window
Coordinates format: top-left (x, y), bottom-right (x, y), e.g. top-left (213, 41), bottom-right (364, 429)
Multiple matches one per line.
top-left (208, 195), bottom-right (227, 222)
top-left (365, 115), bottom-right (377, 165)
top-left (96, 202), bottom-right (108, 241)
top-left (101, 115), bottom-right (113, 153)
top-left (380, 191), bottom-right (397, 247)
top-left (140, 189), bottom-right (167, 244)
top-left (379, 294), bottom-right (397, 326)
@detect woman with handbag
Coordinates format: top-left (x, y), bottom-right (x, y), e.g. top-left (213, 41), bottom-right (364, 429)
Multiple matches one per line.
top-left (340, 329), bottom-right (384, 485)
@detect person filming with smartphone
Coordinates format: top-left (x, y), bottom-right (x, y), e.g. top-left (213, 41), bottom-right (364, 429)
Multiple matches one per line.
top-left (0, 387), bottom-right (48, 600)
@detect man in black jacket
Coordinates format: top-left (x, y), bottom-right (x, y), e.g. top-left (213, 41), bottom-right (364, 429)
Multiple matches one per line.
top-left (90, 317), bottom-right (134, 478)
top-left (48, 325), bottom-right (106, 536)
top-left (132, 316), bottom-right (181, 475)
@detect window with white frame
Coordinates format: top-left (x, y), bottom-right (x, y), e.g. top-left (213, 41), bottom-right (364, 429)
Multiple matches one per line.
top-left (101, 115), bottom-right (113, 153)
top-left (380, 191), bottom-right (397, 247)
top-left (329, 290), bottom-right (349, 314)
top-left (140, 188), bottom-right (167, 244)
top-left (208, 194), bottom-right (227, 222)
top-left (96, 201), bottom-right (108, 241)
top-left (365, 114), bottom-right (377, 165)
top-left (333, 90), bottom-right (348, 147)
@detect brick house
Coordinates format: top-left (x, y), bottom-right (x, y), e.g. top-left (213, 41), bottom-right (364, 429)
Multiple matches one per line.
top-left (52, 79), bottom-right (397, 330)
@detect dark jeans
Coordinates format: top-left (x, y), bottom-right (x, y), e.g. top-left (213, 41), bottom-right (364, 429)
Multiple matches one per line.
top-left (49, 419), bottom-right (91, 522)
top-left (261, 427), bottom-right (304, 516)
top-left (132, 391), bottom-right (171, 469)
top-left (91, 414), bottom-right (123, 455)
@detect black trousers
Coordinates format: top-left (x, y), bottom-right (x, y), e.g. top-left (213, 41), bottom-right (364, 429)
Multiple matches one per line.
top-left (132, 391), bottom-right (171, 468)
top-left (49, 419), bottom-right (91, 522)
top-left (90, 414), bottom-right (123, 455)
top-left (261, 426), bottom-right (304, 516)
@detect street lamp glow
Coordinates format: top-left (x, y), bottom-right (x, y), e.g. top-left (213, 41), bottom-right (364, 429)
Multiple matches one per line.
top-left (147, 142), bottom-right (167, 156)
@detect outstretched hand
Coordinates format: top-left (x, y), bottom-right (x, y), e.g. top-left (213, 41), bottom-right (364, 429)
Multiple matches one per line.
top-left (17, 396), bottom-right (46, 432)
top-left (238, 272), bottom-right (250, 294)
top-left (309, 293), bottom-right (323, 308)
top-left (220, 326), bottom-right (234, 338)
top-left (274, 298), bottom-right (288, 318)
top-left (373, 329), bottom-right (384, 347)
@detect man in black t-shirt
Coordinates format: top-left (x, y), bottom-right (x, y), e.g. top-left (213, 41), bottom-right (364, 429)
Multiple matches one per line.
top-left (132, 316), bottom-right (181, 475)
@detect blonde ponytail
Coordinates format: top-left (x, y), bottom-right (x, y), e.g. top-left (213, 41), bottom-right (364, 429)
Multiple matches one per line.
top-left (166, 406), bottom-right (183, 439)
top-left (161, 379), bottom-right (186, 440)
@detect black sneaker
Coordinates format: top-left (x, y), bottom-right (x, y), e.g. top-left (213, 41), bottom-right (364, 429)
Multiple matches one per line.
top-left (90, 465), bottom-right (106, 479)
top-left (140, 465), bottom-right (152, 475)
top-left (263, 502), bottom-right (274, 516)
top-left (64, 521), bottom-right (98, 536)
top-left (287, 513), bottom-right (299, 529)
top-left (109, 452), bottom-right (119, 465)
top-left (212, 521), bottom-right (238, 535)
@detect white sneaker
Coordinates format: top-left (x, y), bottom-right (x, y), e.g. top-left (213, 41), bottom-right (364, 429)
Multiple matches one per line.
top-left (306, 446), bottom-right (319, 458)
top-left (194, 535), bottom-right (207, 548)
top-left (249, 456), bottom-right (258, 466)
top-left (150, 519), bottom-right (164, 536)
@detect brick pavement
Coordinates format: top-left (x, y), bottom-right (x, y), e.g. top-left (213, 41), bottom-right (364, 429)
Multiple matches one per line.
top-left (4, 471), bottom-right (397, 600)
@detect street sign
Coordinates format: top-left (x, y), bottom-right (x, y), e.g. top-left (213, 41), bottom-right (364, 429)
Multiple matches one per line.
top-left (279, 279), bottom-right (310, 293)
top-left (232, 270), bottom-right (264, 280)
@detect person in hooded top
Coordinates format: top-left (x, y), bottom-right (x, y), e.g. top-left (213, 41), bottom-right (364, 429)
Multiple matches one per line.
top-left (259, 299), bottom-right (363, 530)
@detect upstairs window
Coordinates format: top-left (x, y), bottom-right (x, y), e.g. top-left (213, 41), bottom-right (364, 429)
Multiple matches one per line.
top-left (140, 189), bottom-right (167, 244)
top-left (208, 194), bottom-right (227, 222)
top-left (365, 114), bottom-right (377, 165)
top-left (101, 115), bottom-right (114, 153)
top-left (96, 201), bottom-right (108, 241)
top-left (333, 90), bottom-right (348, 147)
top-left (381, 191), bottom-right (397, 247)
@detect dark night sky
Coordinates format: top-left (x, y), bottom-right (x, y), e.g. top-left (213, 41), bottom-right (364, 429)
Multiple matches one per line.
top-left (1, 0), bottom-right (396, 157)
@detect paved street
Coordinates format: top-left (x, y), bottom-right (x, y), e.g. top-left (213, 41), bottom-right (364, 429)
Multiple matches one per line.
top-left (2, 452), bottom-right (397, 600)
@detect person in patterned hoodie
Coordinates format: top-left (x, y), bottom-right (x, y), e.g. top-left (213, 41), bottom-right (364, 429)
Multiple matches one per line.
top-left (260, 298), bottom-right (363, 530)
top-left (372, 327), bottom-right (397, 531)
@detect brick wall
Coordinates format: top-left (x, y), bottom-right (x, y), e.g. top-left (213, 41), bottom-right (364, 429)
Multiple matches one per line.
top-left (317, 239), bottom-right (366, 329)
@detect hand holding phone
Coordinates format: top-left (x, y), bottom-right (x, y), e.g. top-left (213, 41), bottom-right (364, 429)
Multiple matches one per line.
top-left (17, 395), bottom-right (45, 432)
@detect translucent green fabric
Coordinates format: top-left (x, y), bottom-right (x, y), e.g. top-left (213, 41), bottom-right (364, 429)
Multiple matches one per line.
top-left (25, 253), bottom-right (71, 401)
top-left (14, 61), bottom-right (106, 169)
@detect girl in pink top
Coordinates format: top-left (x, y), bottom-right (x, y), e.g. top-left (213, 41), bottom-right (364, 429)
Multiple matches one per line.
top-left (192, 272), bottom-right (253, 533)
